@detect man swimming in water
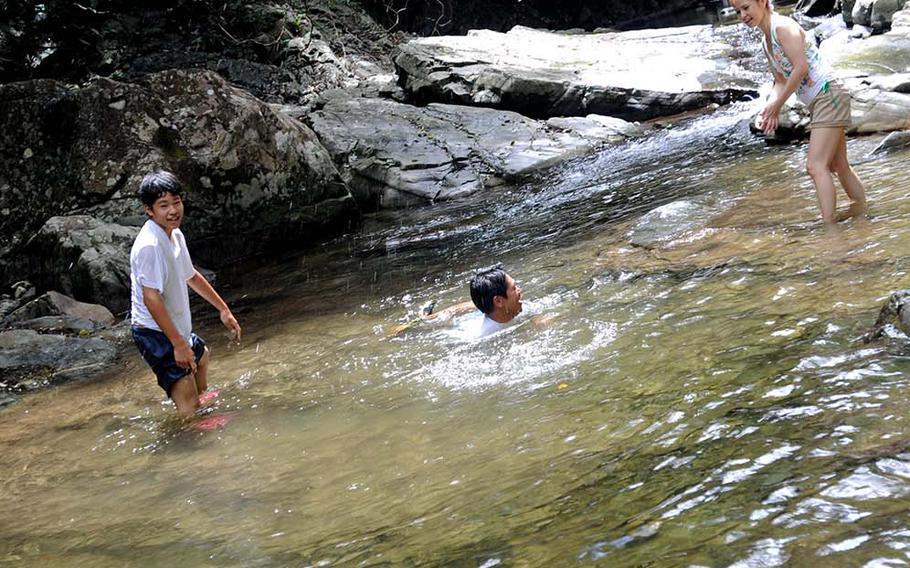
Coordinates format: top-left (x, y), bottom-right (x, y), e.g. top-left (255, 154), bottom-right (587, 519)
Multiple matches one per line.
top-left (422, 264), bottom-right (526, 338)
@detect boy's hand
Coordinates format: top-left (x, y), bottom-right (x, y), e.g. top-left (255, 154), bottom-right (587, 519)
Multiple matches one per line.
top-left (174, 341), bottom-right (197, 373)
top-left (221, 309), bottom-right (242, 341)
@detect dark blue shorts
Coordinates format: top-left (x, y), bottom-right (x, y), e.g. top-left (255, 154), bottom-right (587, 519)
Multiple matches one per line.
top-left (132, 326), bottom-right (207, 397)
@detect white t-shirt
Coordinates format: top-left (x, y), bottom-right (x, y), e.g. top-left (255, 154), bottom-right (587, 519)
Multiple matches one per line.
top-left (478, 315), bottom-right (514, 338)
top-left (130, 219), bottom-right (195, 342)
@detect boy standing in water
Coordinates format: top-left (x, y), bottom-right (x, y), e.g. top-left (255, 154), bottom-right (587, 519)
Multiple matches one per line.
top-left (130, 171), bottom-right (241, 416)
top-left (730, 0), bottom-right (867, 225)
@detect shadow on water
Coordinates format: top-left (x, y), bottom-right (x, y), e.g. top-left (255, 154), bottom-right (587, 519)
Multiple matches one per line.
top-left (3, 96), bottom-right (910, 566)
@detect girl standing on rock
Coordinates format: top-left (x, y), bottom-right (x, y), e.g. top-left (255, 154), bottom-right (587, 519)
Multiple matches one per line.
top-left (730, 0), bottom-right (867, 226)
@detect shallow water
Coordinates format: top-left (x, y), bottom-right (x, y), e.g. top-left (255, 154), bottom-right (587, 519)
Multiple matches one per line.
top-left (3, 100), bottom-right (910, 567)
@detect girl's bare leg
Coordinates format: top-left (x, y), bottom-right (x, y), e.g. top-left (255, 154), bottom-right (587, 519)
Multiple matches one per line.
top-left (806, 127), bottom-right (842, 225)
top-left (830, 129), bottom-right (867, 214)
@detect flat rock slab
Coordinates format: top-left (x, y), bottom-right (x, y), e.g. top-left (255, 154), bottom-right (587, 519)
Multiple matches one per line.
top-left (309, 96), bottom-right (643, 207)
top-left (395, 25), bottom-right (761, 121)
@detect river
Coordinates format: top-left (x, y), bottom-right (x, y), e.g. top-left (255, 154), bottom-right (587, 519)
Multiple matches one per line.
top-left (2, 99), bottom-right (909, 566)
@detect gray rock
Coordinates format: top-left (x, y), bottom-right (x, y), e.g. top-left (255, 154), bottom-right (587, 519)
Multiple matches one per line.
top-left (12, 280), bottom-right (35, 301)
top-left (871, 0), bottom-right (905, 28)
top-left (0, 69), bottom-right (358, 287)
top-left (0, 329), bottom-right (117, 391)
top-left (394, 25), bottom-right (761, 122)
top-left (843, 0), bottom-right (857, 25)
top-left (797, 0), bottom-right (837, 17)
top-left (309, 97), bottom-right (642, 207)
top-left (0, 298), bottom-right (19, 319)
top-left (868, 289), bottom-right (910, 340)
top-left (5, 290), bottom-right (115, 327)
top-left (7, 315), bottom-right (101, 335)
top-left (21, 216), bottom-right (137, 314)
top-left (0, 392), bottom-right (16, 409)
top-left (870, 129), bottom-right (910, 154)
top-left (871, 72), bottom-right (910, 92)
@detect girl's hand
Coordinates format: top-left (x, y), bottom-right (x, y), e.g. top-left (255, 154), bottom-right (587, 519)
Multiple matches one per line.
top-left (759, 100), bottom-right (781, 135)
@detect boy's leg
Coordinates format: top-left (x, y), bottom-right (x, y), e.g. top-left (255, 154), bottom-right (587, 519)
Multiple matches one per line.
top-left (195, 346), bottom-right (210, 394)
top-left (806, 127), bottom-right (842, 224)
top-left (170, 374), bottom-right (200, 416)
top-left (831, 131), bottom-right (867, 208)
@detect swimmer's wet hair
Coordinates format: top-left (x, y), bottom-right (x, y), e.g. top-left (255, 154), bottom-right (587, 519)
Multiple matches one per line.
top-left (470, 263), bottom-right (508, 315)
top-left (138, 170), bottom-right (183, 207)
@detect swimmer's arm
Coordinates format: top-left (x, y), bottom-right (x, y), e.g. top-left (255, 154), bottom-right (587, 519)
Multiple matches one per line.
top-left (142, 286), bottom-right (195, 371)
top-left (421, 301), bottom-right (476, 322)
top-left (531, 313), bottom-right (557, 328)
top-left (187, 270), bottom-right (242, 340)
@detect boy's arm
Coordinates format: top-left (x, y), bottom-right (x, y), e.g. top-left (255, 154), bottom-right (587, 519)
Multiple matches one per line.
top-left (142, 286), bottom-right (197, 372)
top-left (187, 270), bottom-right (242, 340)
top-left (421, 300), bottom-right (476, 322)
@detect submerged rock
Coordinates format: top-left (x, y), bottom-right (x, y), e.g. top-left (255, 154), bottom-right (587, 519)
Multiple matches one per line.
top-left (395, 25), bottom-right (761, 121)
top-left (868, 289), bottom-right (910, 340)
top-left (629, 195), bottom-right (733, 249)
top-left (309, 96), bottom-right (642, 208)
top-left (870, 129), bottom-right (910, 154)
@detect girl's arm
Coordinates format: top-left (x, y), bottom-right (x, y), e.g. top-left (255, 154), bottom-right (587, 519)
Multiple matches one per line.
top-left (760, 21), bottom-right (810, 133)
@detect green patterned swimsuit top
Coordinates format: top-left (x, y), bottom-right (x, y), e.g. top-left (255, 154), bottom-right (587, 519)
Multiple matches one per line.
top-left (763, 13), bottom-right (832, 106)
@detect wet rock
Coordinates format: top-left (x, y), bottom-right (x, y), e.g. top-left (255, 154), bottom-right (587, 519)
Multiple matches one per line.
top-left (846, 79), bottom-right (910, 134)
top-left (798, 0), bottom-right (838, 17)
top-left (4, 290), bottom-right (115, 328)
top-left (853, 0), bottom-right (905, 29)
top-left (20, 216), bottom-right (137, 314)
top-left (12, 280), bottom-right (35, 301)
top-left (867, 290), bottom-right (910, 340)
top-left (870, 129), bottom-right (910, 154)
top-left (7, 315), bottom-right (102, 335)
top-left (0, 329), bottom-right (117, 392)
top-left (309, 97), bottom-right (642, 208)
top-left (0, 392), bottom-right (16, 409)
top-left (395, 25), bottom-right (761, 121)
top-left (0, 69), bottom-right (357, 288)
top-left (0, 297), bottom-right (19, 319)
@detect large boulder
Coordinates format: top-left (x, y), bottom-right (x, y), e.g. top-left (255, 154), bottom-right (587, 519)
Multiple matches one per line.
top-left (309, 95), bottom-right (643, 208)
top-left (0, 329), bottom-right (117, 392)
top-left (394, 25), bottom-right (761, 122)
top-left (0, 69), bottom-right (358, 287)
top-left (853, 0), bottom-right (905, 28)
top-left (19, 216), bottom-right (137, 314)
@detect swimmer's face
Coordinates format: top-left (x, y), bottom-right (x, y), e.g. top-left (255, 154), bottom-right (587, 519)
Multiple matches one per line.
top-left (730, 0), bottom-right (768, 28)
top-left (499, 274), bottom-right (523, 320)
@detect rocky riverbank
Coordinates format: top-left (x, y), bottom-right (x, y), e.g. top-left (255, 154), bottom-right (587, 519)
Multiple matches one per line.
top-left (2, 0), bottom-right (909, 405)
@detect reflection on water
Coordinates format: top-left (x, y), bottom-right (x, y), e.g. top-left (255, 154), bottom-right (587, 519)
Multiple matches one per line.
top-left (2, 101), bottom-right (910, 566)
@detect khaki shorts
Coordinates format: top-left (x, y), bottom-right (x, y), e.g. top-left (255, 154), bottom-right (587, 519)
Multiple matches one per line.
top-left (808, 81), bottom-right (851, 129)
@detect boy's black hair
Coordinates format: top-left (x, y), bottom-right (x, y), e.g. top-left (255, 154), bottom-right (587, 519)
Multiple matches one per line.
top-left (469, 263), bottom-right (508, 315)
top-left (138, 170), bottom-right (183, 207)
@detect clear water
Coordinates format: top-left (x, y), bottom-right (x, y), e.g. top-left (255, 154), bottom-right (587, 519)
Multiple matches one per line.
top-left (3, 100), bottom-right (910, 567)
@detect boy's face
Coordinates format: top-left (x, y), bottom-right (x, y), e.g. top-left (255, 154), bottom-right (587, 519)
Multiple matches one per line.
top-left (144, 192), bottom-right (184, 233)
top-left (495, 274), bottom-right (523, 320)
